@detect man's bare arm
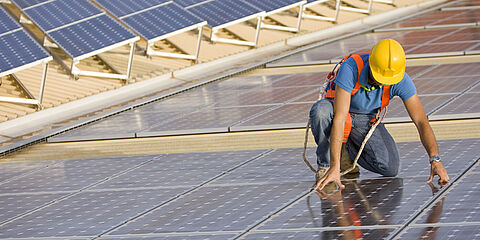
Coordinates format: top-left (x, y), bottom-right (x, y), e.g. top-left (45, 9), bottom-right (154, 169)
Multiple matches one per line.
top-left (403, 94), bottom-right (450, 183)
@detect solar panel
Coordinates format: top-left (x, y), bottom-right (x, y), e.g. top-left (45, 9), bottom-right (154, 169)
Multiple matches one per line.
top-left (95, 0), bottom-right (170, 18)
top-left (399, 225), bottom-right (480, 240)
top-left (259, 177), bottom-right (434, 230)
top-left (0, 30), bottom-right (51, 75)
top-left (187, 0), bottom-right (264, 28)
top-left (242, 0), bottom-right (304, 13)
top-left (109, 182), bottom-right (309, 234)
top-left (0, 188), bottom-right (188, 238)
top-left (22, 0), bottom-right (103, 32)
top-left (243, 229), bottom-right (396, 240)
top-left (174, 0), bottom-right (210, 8)
top-left (230, 103), bottom-right (312, 131)
top-left (11, 0), bottom-right (49, 10)
top-left (0, 192), bottom-right (67, 223)
top-left (0, 155), bottom-right (156, 194)
top-left (92, 150), bottom-right (267, 190)
top-left (413, 172), bottom-right (480, 224)
top-left (48, 14), bottom-right (137, 59)
top-left (0, 6), bottom-right (21, 34)
top-left (121, 2), bottom-right (205, 41)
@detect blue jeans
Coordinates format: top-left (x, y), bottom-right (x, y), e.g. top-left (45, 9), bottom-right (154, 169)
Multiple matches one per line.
top-left (309, 99), bottom-right (400, 177)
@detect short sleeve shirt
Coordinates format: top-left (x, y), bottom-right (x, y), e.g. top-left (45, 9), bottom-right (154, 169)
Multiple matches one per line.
top-left (328, 53), bottom-right (417, 114)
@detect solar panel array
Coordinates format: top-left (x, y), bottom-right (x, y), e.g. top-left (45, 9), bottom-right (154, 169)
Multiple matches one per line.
top-left (0, 6), bottom-right (50, 76)
top-left (11, 0), bottom-right (138, 60)
top-left (1, 138), bottom-right (479, 239)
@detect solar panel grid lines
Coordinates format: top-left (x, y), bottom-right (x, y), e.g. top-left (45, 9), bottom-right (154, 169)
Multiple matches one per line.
top-left (21, 0), bottom-right (104, 32)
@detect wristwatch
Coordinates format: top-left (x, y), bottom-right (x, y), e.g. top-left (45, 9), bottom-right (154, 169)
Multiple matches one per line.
top-left (429, 155), bottom-right (441, 164)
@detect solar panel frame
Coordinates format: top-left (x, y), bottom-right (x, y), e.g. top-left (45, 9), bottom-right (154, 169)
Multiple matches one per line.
top-left (21, 0), bottom-right (104, 33)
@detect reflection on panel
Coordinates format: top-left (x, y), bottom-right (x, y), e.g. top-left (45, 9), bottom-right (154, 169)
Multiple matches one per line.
top-left (399, 225), bottom-right (480, 240)
top-left (415, 173), bottom-right (480, 224)
top-left (259, 177), bottom-right (435, 230)
top-left (243, 228), bottom-right (396, 240)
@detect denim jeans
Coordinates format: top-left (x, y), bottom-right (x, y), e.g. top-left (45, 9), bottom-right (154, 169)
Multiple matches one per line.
top-left (309, 99), bottom-right (400, 177)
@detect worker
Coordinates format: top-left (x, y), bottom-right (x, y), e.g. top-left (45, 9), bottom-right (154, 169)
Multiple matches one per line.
top-left (310, 39), bottom-right (450, 191)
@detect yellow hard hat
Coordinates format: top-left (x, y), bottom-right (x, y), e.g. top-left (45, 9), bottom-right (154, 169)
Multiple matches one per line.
top-left (369, 39), bottom-right (406, 85)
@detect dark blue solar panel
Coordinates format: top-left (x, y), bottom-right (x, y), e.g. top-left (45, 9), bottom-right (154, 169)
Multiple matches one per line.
top-left (187, 0), bottom-right (263, 28)
top-left (95, 0), bottom-right (169, 18)
top-left (11, 0), bottom-right (49, 10)
top-left (174, 0), bottom-right (210, 8)
top-left (23, 0), bottom-right (103, 32)
top-left (48, 14), bottom-right (137, 59)
top-left (0, 30), bottom-right (50, 73)
top-left (122, 2), bottom-right (204, 40)
top-left (0, 6), bottom-right (21, 34)
top-left (242, 0), bottom-right (302, 13)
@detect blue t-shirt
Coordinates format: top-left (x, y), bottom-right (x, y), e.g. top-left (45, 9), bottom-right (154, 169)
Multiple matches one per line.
top-left (328, 53), bottom-right (417, 114)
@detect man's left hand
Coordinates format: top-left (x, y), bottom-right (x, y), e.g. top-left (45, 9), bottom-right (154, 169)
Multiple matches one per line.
top-left (427, 161), bottom-right (449, 184)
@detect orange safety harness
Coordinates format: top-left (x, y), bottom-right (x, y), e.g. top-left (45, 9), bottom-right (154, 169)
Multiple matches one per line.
top-left (324, 52), bottom-right (391, 143)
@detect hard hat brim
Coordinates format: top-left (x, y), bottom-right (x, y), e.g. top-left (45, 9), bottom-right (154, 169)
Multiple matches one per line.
top-left (370, 68), bottom-right (405, 85)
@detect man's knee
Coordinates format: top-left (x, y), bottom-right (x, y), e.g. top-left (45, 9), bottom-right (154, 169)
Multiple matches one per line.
top-left (310, 100), bottom-right (333, 122)
top-left (380, 164), bottom-right (399, 177)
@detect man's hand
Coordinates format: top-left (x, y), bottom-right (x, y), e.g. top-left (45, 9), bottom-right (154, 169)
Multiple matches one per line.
top-left (314, 168), bottom-right (345, 191)
top-left (427, 161), bottom-right (449, 184)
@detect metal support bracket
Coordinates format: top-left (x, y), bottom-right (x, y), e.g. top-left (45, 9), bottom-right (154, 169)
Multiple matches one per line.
top-left (211, 16), bottom-right (262, 47)
top-left (303, 0), bottom-right (341, 22)
top-left (260, 2), bottom-right (305, 33)
top-left (0, 61), bottom-right (49, 109)
top-left (71, 41), bottom-right (136, 83)
top-left (340, 0), bottom-right (374, 14)
top-left (146, 26), bottom-right (204, 63)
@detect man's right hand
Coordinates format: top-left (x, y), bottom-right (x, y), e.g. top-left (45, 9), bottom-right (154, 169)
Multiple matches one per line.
top-left (314, 168), bottom-right (345, 191)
